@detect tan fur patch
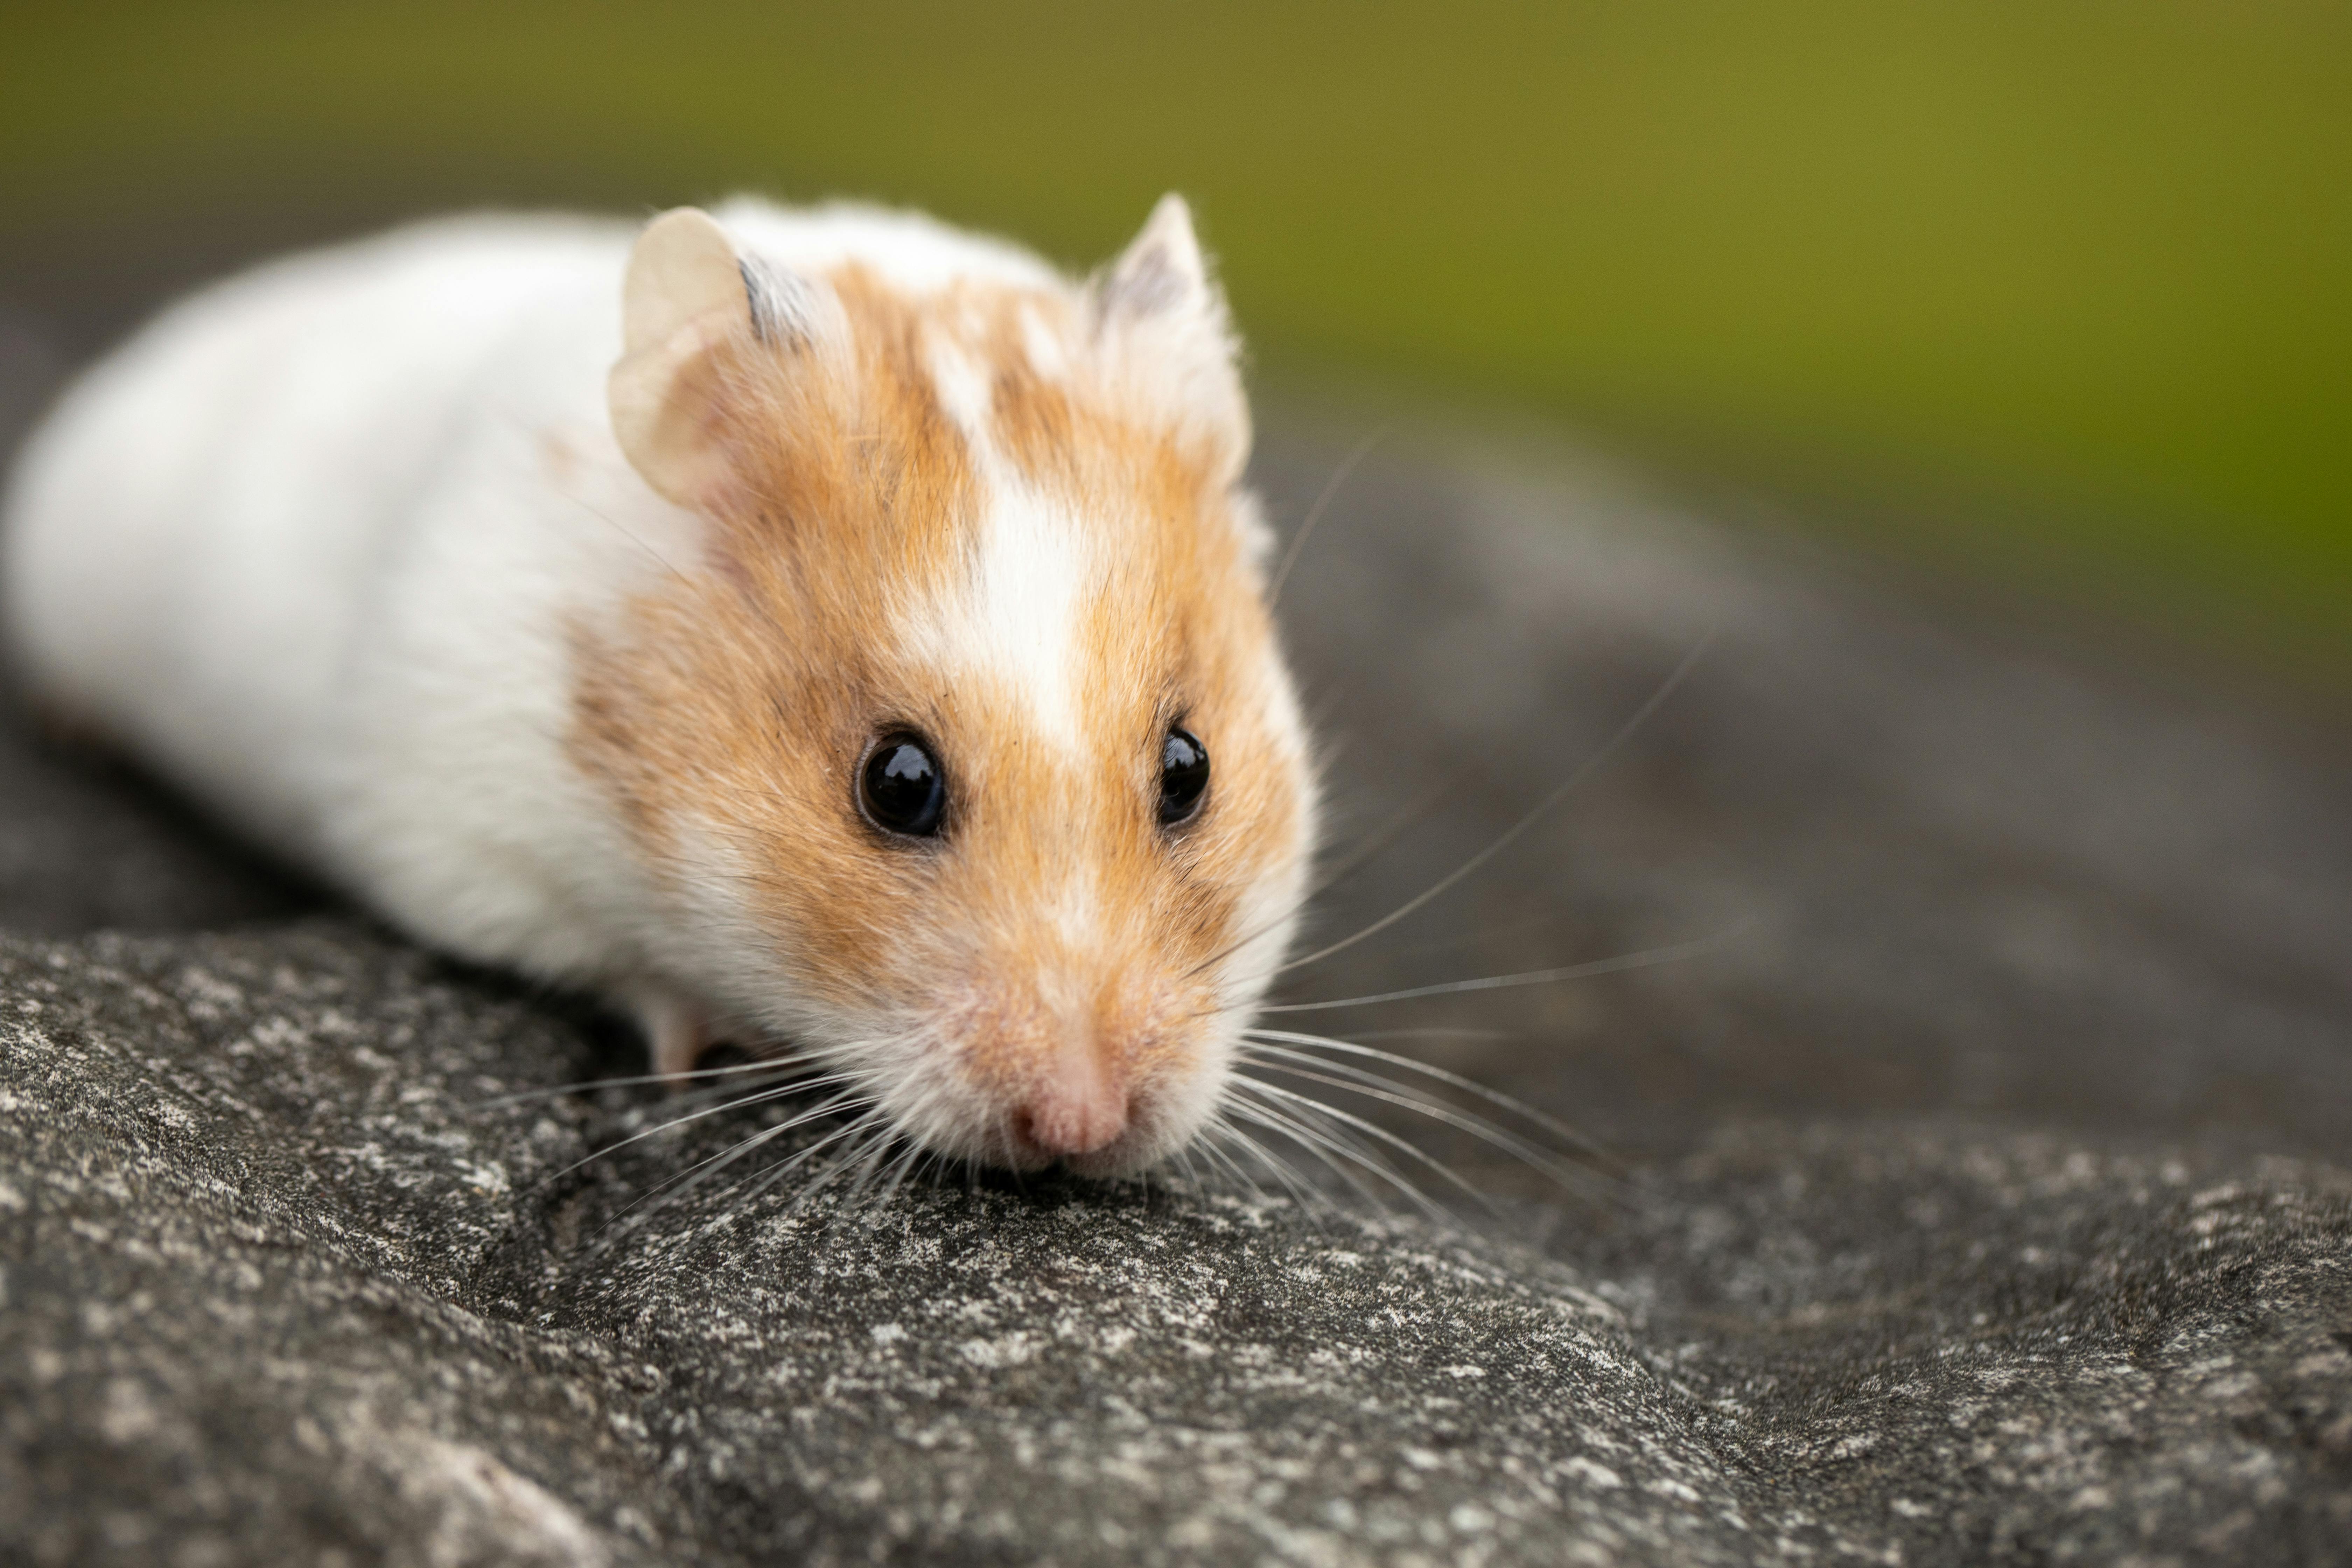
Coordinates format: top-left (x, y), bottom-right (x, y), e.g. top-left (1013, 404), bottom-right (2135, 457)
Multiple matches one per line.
top-left (569, 258), bottom-right (1309, 1158)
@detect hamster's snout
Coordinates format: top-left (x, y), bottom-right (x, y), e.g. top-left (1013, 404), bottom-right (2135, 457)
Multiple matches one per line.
top-left (1007, 1042), bottom-right (1128, 1160)
top-left (914, 967), bottom-right (1220, 1175)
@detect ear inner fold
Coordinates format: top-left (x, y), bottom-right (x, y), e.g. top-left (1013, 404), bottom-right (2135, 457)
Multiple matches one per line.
top-left (1094, 192), bottom-right (1252, 481)
top-left (1102, 192), bottom-right (1209, 321)
top-left (609, 207), bottom-right (755, 506)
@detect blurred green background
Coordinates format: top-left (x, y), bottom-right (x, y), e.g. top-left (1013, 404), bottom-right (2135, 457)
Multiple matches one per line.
top-left (4, 1), bottom-right (2346, 690)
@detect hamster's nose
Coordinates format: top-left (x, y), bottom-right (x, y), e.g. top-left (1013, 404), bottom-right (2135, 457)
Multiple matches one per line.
top-left (1011, 1051), bottom-right (1128, 1158)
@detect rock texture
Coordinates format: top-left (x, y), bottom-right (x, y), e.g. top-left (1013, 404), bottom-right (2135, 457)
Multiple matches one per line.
top-left (4, 923), bottom-right (2346, 1567)
top-left (4, 234), bottom-right (2350, 1565)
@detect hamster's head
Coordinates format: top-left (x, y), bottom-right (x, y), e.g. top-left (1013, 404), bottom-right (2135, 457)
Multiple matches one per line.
top-left (575, 196), bottom-right (1317, 1176)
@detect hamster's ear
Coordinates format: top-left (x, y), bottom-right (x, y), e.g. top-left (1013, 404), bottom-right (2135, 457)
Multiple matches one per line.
top-left (1094, 194), bottom-right (1250, 478)
top-left (610, 207), bottom-right (827, 507)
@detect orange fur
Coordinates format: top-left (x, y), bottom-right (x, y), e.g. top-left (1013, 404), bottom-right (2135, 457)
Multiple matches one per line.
top-left (570, 254), bottom-right (1310, 1168)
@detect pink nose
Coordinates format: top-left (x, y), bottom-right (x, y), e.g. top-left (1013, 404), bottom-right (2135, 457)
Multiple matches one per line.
top-left (1013, 1055), bottom-right (1129, 1157)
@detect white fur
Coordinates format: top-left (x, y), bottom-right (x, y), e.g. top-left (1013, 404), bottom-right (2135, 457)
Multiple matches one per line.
top-left (906, 318), bottom-right (1101, 767)
top-left (0, 197), bottom-right (1305, 1176)
top-left (3, 214), bottom-right (663, 985)
top-left (922, 334), bottom-right (994, 443)
top-left (710, 199), bottom-right (1064, 298)
top-left (895, 463), bottom-right (1098, 765)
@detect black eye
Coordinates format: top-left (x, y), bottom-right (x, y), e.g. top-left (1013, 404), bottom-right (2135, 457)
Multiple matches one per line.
top-left (859, 734), bottom-right (946, 838)
top-left (1159, 727), bottom-right (1210, 825)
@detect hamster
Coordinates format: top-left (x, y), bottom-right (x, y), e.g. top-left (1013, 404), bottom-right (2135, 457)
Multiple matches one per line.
top-left (0, 196), bottom-right (1319, 1177)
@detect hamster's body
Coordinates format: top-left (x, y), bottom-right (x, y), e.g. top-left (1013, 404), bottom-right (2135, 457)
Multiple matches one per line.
top-left (3, 198), bottom-right (1317, 1175)
top-left (9, 216), bottom-right (652, 981)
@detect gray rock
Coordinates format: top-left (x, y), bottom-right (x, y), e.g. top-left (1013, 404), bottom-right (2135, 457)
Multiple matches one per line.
top-left (4, 923), bottom-right (2346, 1566)
top-left (3, 235), bottom-right (2350, 1564)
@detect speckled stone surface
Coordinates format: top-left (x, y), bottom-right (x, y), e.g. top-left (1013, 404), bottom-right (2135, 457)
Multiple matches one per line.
top-left (4, 924), bottom-right (2347, 1566)
top-left (4, 232), bottom-right (2351, 1565)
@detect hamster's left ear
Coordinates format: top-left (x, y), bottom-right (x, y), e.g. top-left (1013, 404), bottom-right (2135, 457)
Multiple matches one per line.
top-left (1095, 195), bottom-right (1251, 480)
top-left (609, 206), bottom-right (831, 507)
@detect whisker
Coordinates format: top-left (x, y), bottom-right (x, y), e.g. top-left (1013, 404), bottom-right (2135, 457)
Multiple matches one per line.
top-left (1267, 422), bottom-right (1390, 606)
top-left (708, 1108), bottom-right (899, 1228)
top-left (849, 1135), bottom-right (925, 1224)
top-left (1306, 763), bottom-right (1482, 903)
top-left (1244, 1029), bottom-right (1620, 1167)
top-left (1233, 1061), bottom-right (1605, 1202)
top-left (1193, 1119), bottom-right (1278, 1208)
top-left (587, 1091), bottom-right (875, 1246)
top-left (1340, 1027), bottom-right (1517, 1043)
top-left (1259, 924), bottom-right (1745, 1015)
top-left (1226, 1078), bottom-right (1488, 1221)
top-left (1182, 758), bottom-right (1486, 987)
top-left (1208, 1115), bottom-right (1331, 1214)
top-left (743, 1113), bottom-right (897, 1223)
top-left (596, 1123), bottom-right (803, 1241)
top-left (908, 1145), bottom-right (952, 1204)
top-left (476, 1048), bottom-right (838, 1108)
top-left (1349, 911), bottom-right (1576, 970)
top-left (814, 1118), bottom-right (918, 1231)
top-left (1218, 1097), bottom-right (1412, 1220)
top-left (563, 490), bottom-right (693, 584)
top-left (1267, 632), bottom-right (1716, 979)
top-left (535, 1071), bottom-right (857, 1192)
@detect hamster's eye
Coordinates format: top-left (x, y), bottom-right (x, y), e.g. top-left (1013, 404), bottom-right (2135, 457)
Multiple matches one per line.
top-left (859, 734), bottom-right (946, 839)
top-left (1159, 727), bottom-right (1210, 826)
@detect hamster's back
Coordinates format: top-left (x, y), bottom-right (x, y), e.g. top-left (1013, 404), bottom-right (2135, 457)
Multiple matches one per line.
top-left (1, 216), bottom-right (631, 859)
